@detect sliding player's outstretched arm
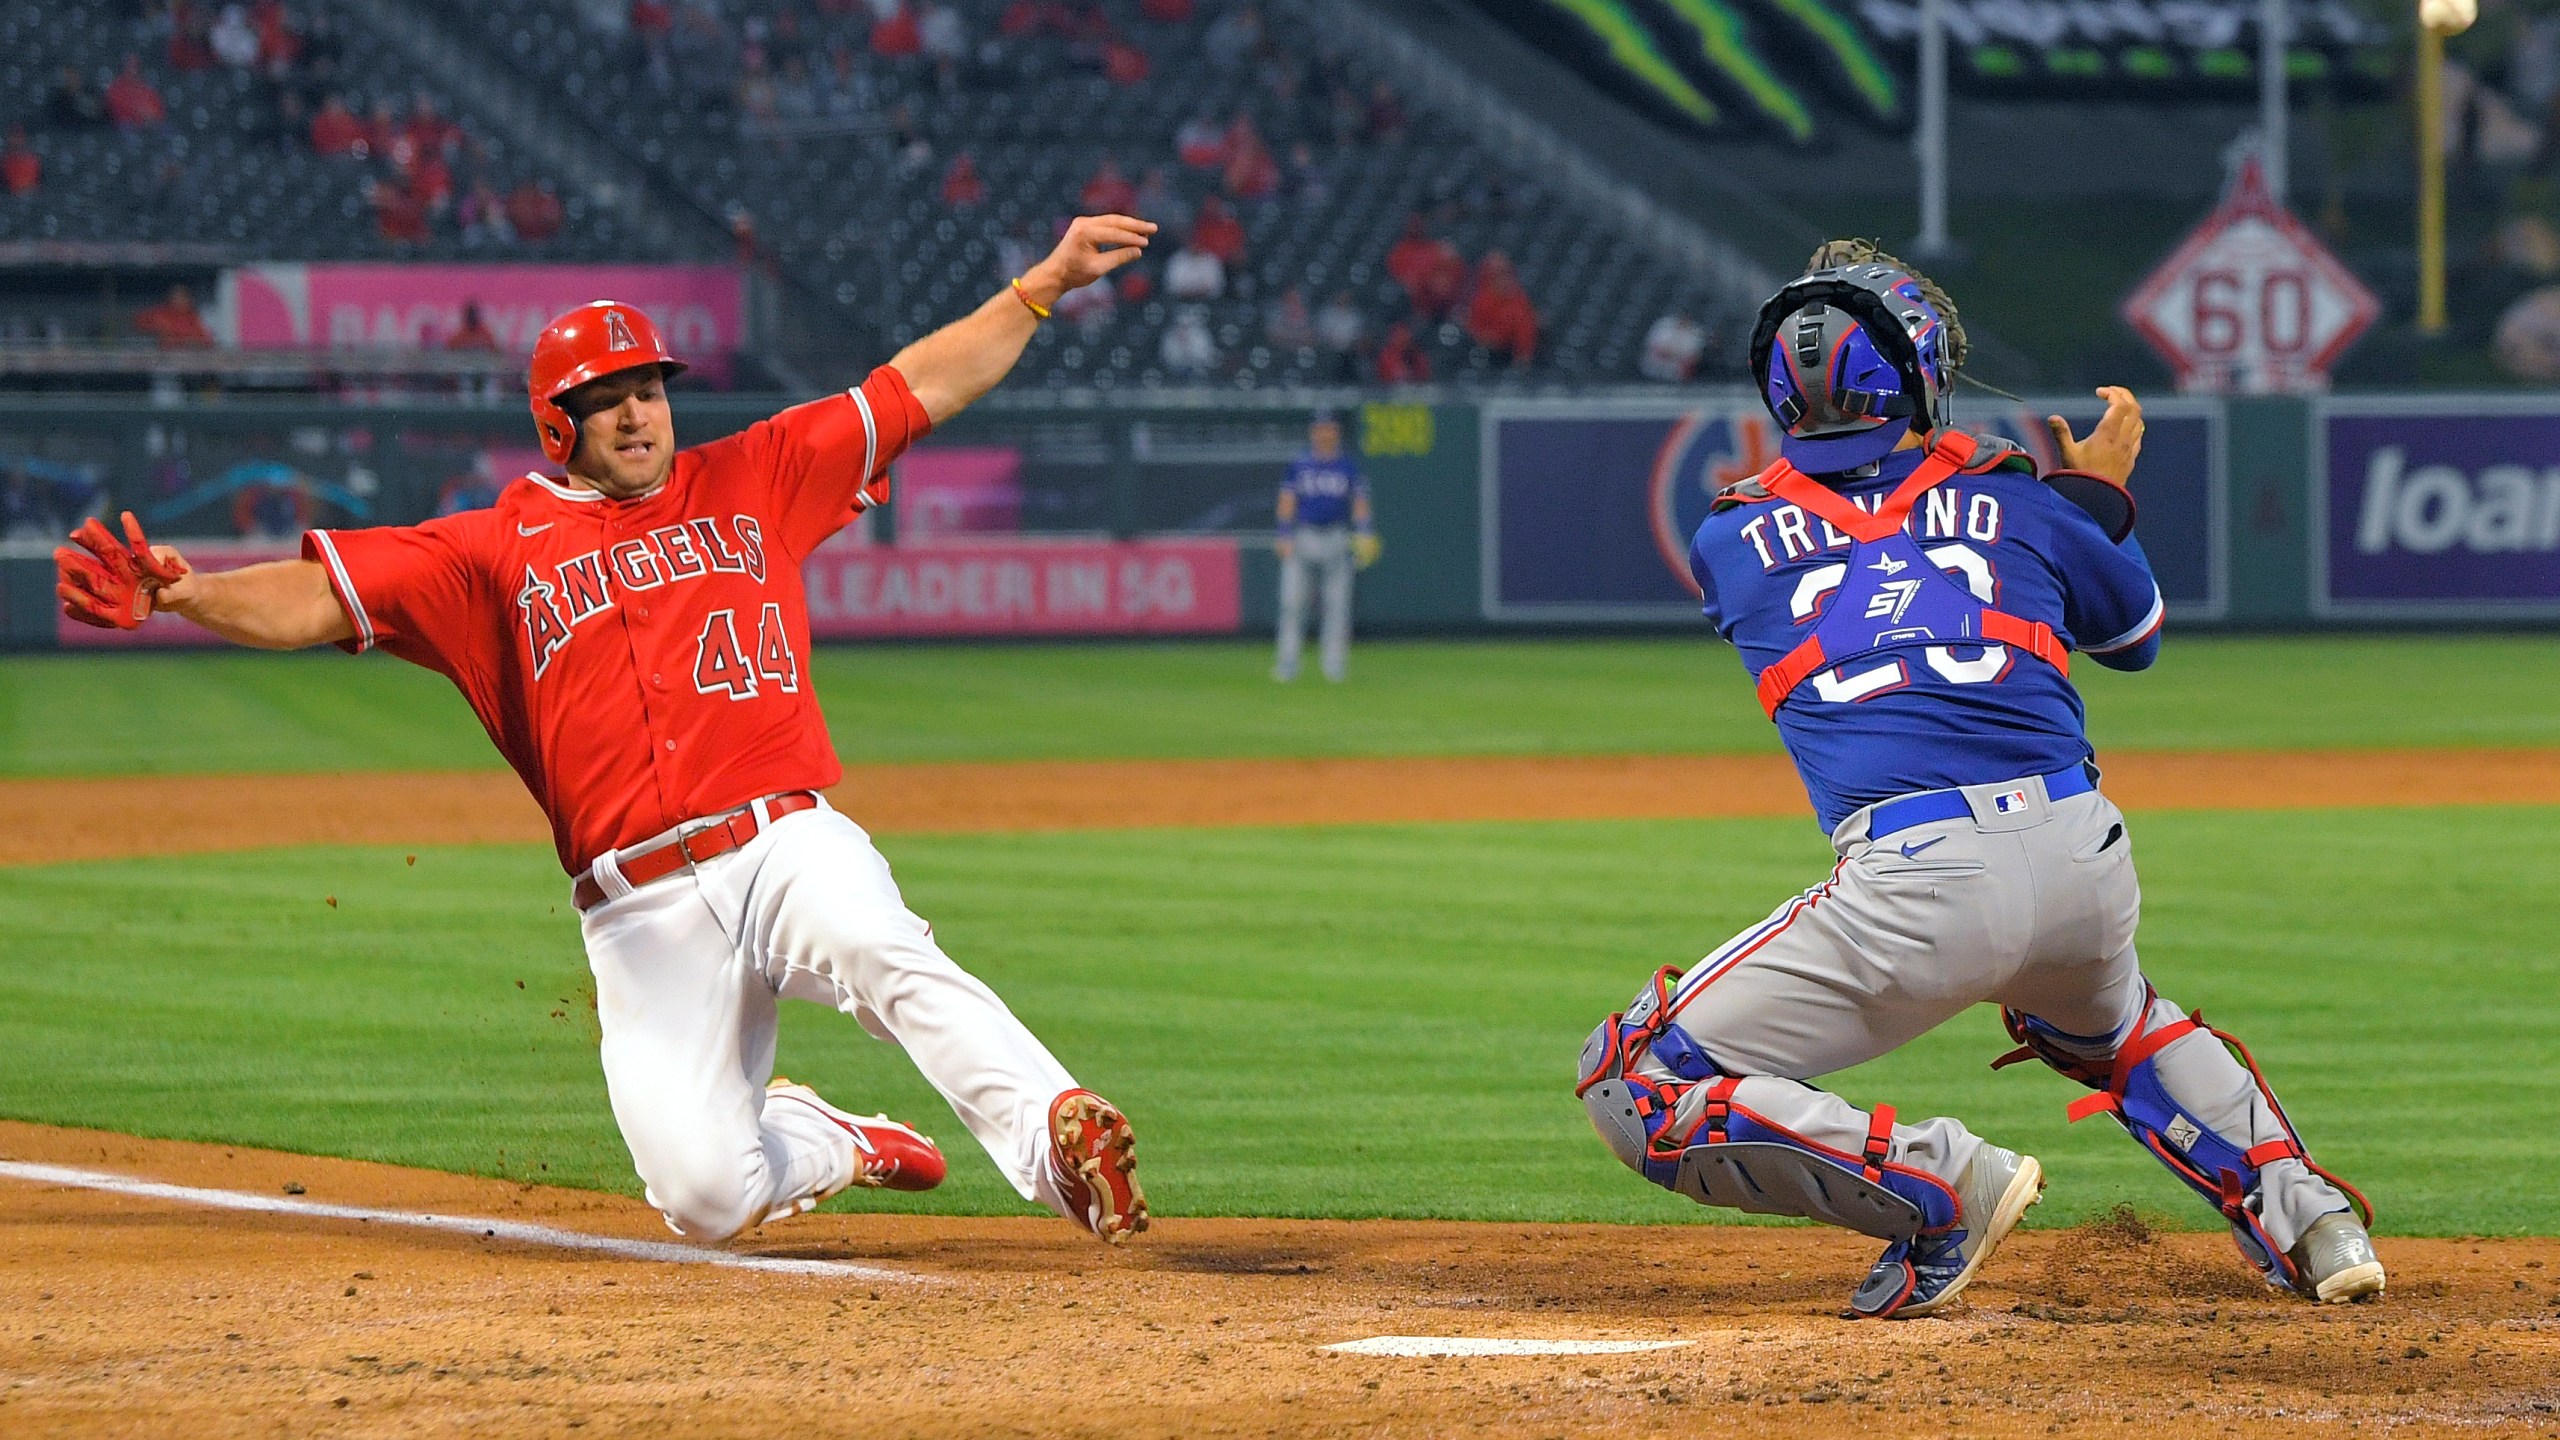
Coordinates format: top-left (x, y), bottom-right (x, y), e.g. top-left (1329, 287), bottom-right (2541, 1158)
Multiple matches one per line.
top-left (56, 511), bottom-right (351, 649)
top-left (888, 213), bottom-right (1155, 425)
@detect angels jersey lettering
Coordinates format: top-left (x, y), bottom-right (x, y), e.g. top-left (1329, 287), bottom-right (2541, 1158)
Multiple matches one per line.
top-left (304, 366), bottom-right (929, 872)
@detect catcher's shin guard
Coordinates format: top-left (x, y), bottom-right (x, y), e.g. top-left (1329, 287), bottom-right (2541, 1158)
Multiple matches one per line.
top-left (1994, 994), bottom-right (2373, 1291)
top-left (1578, 968), bottom-right (1957, 1241)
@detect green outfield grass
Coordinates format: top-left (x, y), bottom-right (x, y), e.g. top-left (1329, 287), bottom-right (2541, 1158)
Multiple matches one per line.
top-left (2, 635), bottom-right (2557, 776)
top-left (2, 806), bottom-right (2550, 1235)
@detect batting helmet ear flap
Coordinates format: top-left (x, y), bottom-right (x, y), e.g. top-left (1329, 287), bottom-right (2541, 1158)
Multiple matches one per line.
top-left (1748, 267), bottom-right (1943, 440)
top-left (529, 387), bottom-right (581, 464)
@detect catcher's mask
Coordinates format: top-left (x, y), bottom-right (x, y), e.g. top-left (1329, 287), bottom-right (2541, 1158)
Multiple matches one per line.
top-left (1748, 262), bottom-right (1953, 475)
top-left (527, 300), bottom-right (688, 465)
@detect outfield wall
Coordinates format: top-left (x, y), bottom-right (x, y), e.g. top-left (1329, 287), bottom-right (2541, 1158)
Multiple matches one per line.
top-left (2, 391), bottom-right (2552, 647)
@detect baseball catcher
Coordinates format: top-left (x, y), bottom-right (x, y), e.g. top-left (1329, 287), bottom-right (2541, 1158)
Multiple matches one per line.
top-left (1575, 242), bottom-right (2381, 1317)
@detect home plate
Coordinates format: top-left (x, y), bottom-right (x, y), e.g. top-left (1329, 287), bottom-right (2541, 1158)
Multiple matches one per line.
top-left (1325, 1336), bottom-right (1695, 1358)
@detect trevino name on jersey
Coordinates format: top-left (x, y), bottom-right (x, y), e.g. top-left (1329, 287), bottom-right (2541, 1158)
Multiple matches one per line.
top-left (1688, 441), bottom-right (2167, 830)
top-left (303, 366), bottom-right (931, 873)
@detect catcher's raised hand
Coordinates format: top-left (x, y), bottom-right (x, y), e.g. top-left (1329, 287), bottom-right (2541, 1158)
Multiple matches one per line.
top-left (56, 511), bottom-right (189, 630)
top-left (2045, 386), bottom-right (2144, 488)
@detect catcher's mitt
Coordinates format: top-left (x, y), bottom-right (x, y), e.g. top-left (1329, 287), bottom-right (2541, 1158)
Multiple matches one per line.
top-left (1805, 238), bottom-right (1969, 377)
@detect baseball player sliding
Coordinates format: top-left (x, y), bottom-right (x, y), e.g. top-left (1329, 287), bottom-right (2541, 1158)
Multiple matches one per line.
top-left (1577, 242), bottom-right (2381, 1317)
top-left (54, 216), bottom-right (1161, 1247)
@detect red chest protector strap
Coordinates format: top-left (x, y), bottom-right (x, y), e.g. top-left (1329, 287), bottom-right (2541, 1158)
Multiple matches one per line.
top-left (1750, 431), bottom-right (2070, 719)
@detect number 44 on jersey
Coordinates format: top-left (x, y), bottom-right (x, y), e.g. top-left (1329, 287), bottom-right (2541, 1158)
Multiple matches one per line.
top-left (694, 603), bottom-right (801, 700)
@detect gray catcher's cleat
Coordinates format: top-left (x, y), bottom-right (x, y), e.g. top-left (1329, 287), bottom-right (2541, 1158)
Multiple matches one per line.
top-left (2288, 1211), bottom-right (2385, 1303)
top-left (1851, 1142), bottom-right (2045, 1319)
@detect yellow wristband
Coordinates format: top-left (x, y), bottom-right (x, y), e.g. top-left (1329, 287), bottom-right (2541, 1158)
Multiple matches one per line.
top-left (1010, 276), bottom-right (1052, 321)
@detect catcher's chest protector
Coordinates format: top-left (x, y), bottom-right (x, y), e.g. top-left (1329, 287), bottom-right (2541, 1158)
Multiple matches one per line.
top-left (1746, 431), bottom-right (2070, 718)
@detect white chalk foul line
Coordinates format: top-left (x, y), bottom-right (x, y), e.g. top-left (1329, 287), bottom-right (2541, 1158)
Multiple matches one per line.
top-left (0, 1160), bottom-right (928, 1283)
top-left (1325, 1336), bottom-right (1695, 1358)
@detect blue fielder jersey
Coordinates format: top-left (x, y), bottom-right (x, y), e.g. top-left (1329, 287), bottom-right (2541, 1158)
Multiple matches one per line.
top-left (1283, 452), bottom-right (1366, 528)
top-left (1690, 441), bottom-right (2166, 830)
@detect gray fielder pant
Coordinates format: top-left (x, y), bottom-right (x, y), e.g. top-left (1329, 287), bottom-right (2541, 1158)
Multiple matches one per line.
top-left (1275, 525), bottom-right (1353, 682)
top-left (1653, 772), bottom-right (2351, 1254)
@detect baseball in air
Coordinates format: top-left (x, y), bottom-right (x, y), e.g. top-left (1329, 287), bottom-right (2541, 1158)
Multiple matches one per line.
top-left (2419, 0), bottom-right (2476, 36)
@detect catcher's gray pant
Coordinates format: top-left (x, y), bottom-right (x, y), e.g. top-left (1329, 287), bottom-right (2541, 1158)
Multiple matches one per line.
top-left (1275, 525), bottom-right (1353, 682)
top-left (1650, 775), bottom-right (2352, 1254)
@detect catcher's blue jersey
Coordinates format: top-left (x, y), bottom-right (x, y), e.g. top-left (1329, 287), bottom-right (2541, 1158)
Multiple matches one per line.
top-left (1690, 442), bottom-right (2165, 830)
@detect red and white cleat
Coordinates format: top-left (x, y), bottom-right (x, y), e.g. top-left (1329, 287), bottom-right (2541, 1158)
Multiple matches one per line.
top-left (762, 1077), bottom-right (946, 1225)
top-left (1048, 1088), bottom-right (1148, 1245)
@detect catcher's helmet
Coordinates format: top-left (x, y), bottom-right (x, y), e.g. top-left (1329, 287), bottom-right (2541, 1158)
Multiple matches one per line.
top-left (527, 301), bottom-right (687, 464)
top-left (1748, 262), bottom-right (1952, 475)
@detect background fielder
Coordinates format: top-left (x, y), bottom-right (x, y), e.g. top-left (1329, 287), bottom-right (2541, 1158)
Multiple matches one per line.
top-left (55, 216), bottom-right (1161, 1248)
top-left (1272, 410), bottom-right (1377, 684)
top-left (1576, 243), bottom-right (2381, 1319)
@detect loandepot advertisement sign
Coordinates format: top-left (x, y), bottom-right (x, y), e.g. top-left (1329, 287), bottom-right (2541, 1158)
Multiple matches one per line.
top-left (2318, 398), bottom-right (2560, 619)
top-left (1482, 395), bottom-right (2223, 623)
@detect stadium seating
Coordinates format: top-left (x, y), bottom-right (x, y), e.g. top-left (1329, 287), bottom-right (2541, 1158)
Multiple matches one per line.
top-left (434, 0), bottom-right (1750, 384)
top-left (0, 1), bottom-right (614, 342)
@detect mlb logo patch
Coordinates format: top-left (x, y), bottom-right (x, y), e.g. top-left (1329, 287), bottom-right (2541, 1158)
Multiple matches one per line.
top-left (1991, 788), bottom-right (2032, 814)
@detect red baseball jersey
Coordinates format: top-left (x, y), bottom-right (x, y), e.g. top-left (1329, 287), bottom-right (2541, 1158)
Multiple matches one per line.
top-left (303, 366), bottom-right (930, 873)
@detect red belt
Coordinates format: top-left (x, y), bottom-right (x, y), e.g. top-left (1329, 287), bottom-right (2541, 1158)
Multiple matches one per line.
top-left (572, 791), bottom-right (820, 912)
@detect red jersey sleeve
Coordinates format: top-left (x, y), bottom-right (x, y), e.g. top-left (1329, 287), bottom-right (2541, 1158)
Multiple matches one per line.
top-left (755, 364), bottom-right (932, 561)
top-left (302, 514), bottom-right (496, 678)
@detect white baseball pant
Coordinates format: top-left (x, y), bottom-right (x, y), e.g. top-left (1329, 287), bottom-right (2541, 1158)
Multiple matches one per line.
top-left (577, 798), bottom-right (1082, 1240)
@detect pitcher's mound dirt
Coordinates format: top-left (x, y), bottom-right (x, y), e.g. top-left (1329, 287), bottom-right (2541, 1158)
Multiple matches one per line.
top-left (6, 746), bottom-right (2558, 867)
top-left (2, 1124), bottom-right (2554, 1439)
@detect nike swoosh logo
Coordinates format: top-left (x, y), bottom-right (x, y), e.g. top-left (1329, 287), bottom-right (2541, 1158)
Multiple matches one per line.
top-left (1897, 836), bottom-right (1947, 859)
top-left (517, 522), bottom-right (553, 536)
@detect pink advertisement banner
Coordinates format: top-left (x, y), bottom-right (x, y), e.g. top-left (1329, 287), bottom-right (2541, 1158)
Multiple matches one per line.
top-left (804, 537), bottom-right (1242, 638)
top-left (60, 536), bottom-right (1244, 646)
top-left (217, 263), bottom-right (745, 359)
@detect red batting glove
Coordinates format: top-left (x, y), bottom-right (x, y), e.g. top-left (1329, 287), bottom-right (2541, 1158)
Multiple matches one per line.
top-left (121, 510), bottom-right (189, 587)
top-left (54, 511), bottom-right (187, 630)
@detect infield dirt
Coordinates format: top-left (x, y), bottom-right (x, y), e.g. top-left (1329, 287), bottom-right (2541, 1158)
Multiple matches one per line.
top-left (5, 745), bottom-right (2558, 866)
top-left (1, 1123), bottom-right (2555, 1439)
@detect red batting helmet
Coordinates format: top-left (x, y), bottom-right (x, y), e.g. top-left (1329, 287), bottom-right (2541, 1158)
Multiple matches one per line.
top-left (526, 301), bottom-right (687, 464)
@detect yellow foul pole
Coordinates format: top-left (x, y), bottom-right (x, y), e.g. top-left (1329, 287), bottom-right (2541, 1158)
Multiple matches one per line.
top-left (2415, 25), bottom-right (2446, 334)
